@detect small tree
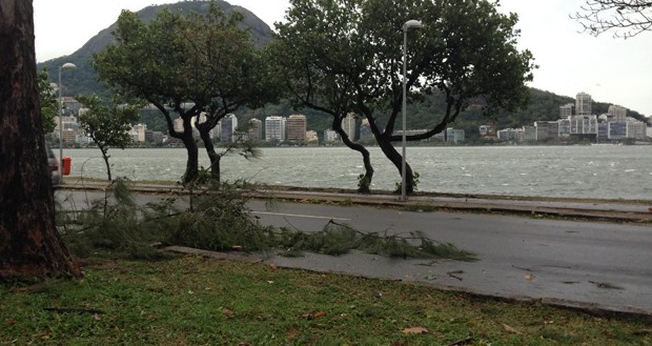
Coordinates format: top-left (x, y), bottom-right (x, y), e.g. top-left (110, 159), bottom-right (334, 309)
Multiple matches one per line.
top-left (572, 1), bottom-right (652, 38)
top-left (76, 95), bottom-right (142, 181)
top-left (38, 68), bottom-right (58, 133)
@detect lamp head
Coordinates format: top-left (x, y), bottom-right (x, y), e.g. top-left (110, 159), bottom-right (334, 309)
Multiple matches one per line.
top-left (60, 62), bottom-right (77, 71)
top-left (403, 20), bottom-right (423, 30)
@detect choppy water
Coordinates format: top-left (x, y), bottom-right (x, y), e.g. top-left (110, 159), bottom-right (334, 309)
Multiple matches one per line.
top-left (62, 145), bottom-right (652, 200)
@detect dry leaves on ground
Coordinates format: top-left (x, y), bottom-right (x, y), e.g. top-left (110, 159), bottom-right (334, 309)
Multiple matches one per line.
top-left (502, 323), bottom-right (522, 334)
top-left (402, 326), bottom-right (428, 334)
top-left (301, 311), bottom-right (327, 319)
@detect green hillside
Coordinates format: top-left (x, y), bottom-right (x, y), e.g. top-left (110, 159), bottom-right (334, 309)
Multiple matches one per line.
top-left (37, 1), bottom-right (272, 100)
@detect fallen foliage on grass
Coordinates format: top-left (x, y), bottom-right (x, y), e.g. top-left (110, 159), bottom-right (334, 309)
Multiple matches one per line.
top-left (1, 256), bottom-right (650, 345)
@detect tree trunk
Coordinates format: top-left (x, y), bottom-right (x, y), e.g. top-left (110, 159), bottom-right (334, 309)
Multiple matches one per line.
top-left (0, 0), bottom-right (81, 280)
top-left (167, 114), bottom-right (200, 184)
top-left (370, 130), bottom-right (414, 194)
top-left (332, 117), bottom-right (374, 194)
top-left (379, 136), bottom-right (414, 193)
top-left (100, 146), bottom-right (112, 181)
top-left (181, 132), bottom-right (200, 184)
top-left (198, 127), bottom-right (221, 184)
top-left (158, 109), bottom-right (201, 184)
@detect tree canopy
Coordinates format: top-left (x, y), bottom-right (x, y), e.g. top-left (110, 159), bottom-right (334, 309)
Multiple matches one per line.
top-left (93, 1), bottom-right (278, 183)
top-left (271, 0), bottom-right (535, 193)
top-left (572, 0), bottom-right (652, 38)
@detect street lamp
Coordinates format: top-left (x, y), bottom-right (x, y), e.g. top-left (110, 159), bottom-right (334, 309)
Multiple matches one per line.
top-left (58, 62), bottom-right (76, 183)
top-left (401, 19), bottom-right (423, 201)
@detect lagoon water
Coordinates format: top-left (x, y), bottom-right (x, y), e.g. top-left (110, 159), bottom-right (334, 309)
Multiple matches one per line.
top-left (63, 145), bottom-right (652, 201)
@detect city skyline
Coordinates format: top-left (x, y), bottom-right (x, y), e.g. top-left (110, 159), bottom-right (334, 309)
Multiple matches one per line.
top-left (56, 89), bottom-right (650, 147)
top-left (495, 92), bottom-right (649, 142)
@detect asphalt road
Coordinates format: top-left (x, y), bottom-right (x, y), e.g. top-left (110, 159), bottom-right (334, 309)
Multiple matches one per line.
top-left (56, 189), bottom-right (652, 315)
top-left (249, 200), bottom-right (652, 315)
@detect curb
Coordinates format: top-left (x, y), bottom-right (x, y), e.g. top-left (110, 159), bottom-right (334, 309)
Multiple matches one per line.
top-left (58, 182), bottom-right (652, 223)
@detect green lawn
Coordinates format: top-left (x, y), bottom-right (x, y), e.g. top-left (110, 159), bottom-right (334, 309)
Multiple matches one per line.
top-left (1, 255), bottom-right (650, 345)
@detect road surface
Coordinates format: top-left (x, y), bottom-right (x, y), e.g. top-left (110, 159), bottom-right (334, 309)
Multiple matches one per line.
top-left (56, 189), bottom-right (652, 315)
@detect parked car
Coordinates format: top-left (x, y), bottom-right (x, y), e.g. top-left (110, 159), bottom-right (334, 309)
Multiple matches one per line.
top-left (46, 144), bottom-right (61, 186)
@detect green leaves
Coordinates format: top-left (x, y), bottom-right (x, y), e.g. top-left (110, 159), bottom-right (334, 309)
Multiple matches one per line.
top-left (93, 2), bottom-right (282, 183)
top-left (276, 0), bottom-right (535, 123)
top-left (76, 94), bottom-right (143, 180)
top-left (37, 68), bottom-right (58, 133)
top-left (271, 0), bottom-right (536, 193)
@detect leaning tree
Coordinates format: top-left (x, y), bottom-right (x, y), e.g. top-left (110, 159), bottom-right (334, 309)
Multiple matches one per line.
top-left (0, 0), bottom-right (81, 280)
top-left (572, 0), bottom-right (652, 38)
top-left (272, 0), bottom-right (535, 194)
top-left (181, 6), bottom-right (280, 183)
top-left (94, 2), bottom-right (278, 184)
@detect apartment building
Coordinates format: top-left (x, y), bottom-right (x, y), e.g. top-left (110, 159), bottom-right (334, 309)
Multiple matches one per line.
top-left (286, 114), bottom-right (307, 142)
top-left (248, 118), bottom-right (262, 141)
top-left (220, 113), bottom-right (238, 143)
top-left (265, 116), bottom-right (286, 141)
top-left (575, 92), bottom-right (592, 116)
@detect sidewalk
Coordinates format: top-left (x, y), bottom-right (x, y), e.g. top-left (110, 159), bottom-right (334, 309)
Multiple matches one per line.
top-left (60, 180), bottom-right (652, 223)
top-left (255, 189), bottom-right (652, 223)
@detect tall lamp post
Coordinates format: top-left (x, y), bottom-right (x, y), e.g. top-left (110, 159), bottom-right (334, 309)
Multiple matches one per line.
top-left (401, 19), bottom-right (423, 201)
top-left (58, 62), bottom-right (76, 183)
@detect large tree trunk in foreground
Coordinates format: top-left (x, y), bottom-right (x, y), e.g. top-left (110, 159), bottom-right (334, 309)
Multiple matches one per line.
top-left (0, 0), bottom-right (81, 280)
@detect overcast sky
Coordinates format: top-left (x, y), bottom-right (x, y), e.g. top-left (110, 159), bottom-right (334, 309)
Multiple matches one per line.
top-left (33, 0), bottom-right (652, 116)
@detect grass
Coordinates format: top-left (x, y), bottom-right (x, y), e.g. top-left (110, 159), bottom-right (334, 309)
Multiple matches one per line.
top-left (1, 255), bottom-right (651, 346)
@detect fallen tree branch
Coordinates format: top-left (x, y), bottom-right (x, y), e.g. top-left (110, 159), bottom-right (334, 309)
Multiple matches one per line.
top-left (43, 307), bottom-right (104, 314)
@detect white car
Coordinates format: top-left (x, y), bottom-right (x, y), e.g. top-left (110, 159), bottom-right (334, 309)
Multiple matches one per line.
top-left (46, 144), bottom-right (61, 186)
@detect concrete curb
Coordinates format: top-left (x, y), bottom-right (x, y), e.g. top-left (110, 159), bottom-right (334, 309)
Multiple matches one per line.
top-left (59, 181), bottom-right (652, 223)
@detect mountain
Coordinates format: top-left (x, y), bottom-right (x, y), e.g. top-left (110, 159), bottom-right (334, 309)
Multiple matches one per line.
top-left (37, 1), bottom-right (650, 137)
top-left (37, 1), bottom-right (273, 99)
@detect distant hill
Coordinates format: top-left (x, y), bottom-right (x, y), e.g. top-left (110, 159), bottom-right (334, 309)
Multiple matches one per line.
top-left (37, 1), bottom-right (273, 99)
top-left (37, 0), bottom-right (649, 137)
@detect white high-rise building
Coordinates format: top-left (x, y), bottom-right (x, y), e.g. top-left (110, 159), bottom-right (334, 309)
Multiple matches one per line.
top-left (173, 117), bottom-right (184, 133)
top-left (323, 129), bottom-right (340, 142)
top-left (220, 113), bottom-right (238, 143)
top-left (608, 105), bottom-right (628, 121)
top-left (342, 112), bottom-right (357, 141)
top-left (575, 92), bottom-right (592, 116)
top-left (626, 118), bottom-right (647, 140)
top-left (265, 116), bottom-right (286, 141)
top-left (130, 123), bottom-right (148, 142)
top-left (569, 115), bottom-right (598, 135)
top-left (559, 103), bottom-right (574, 118)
